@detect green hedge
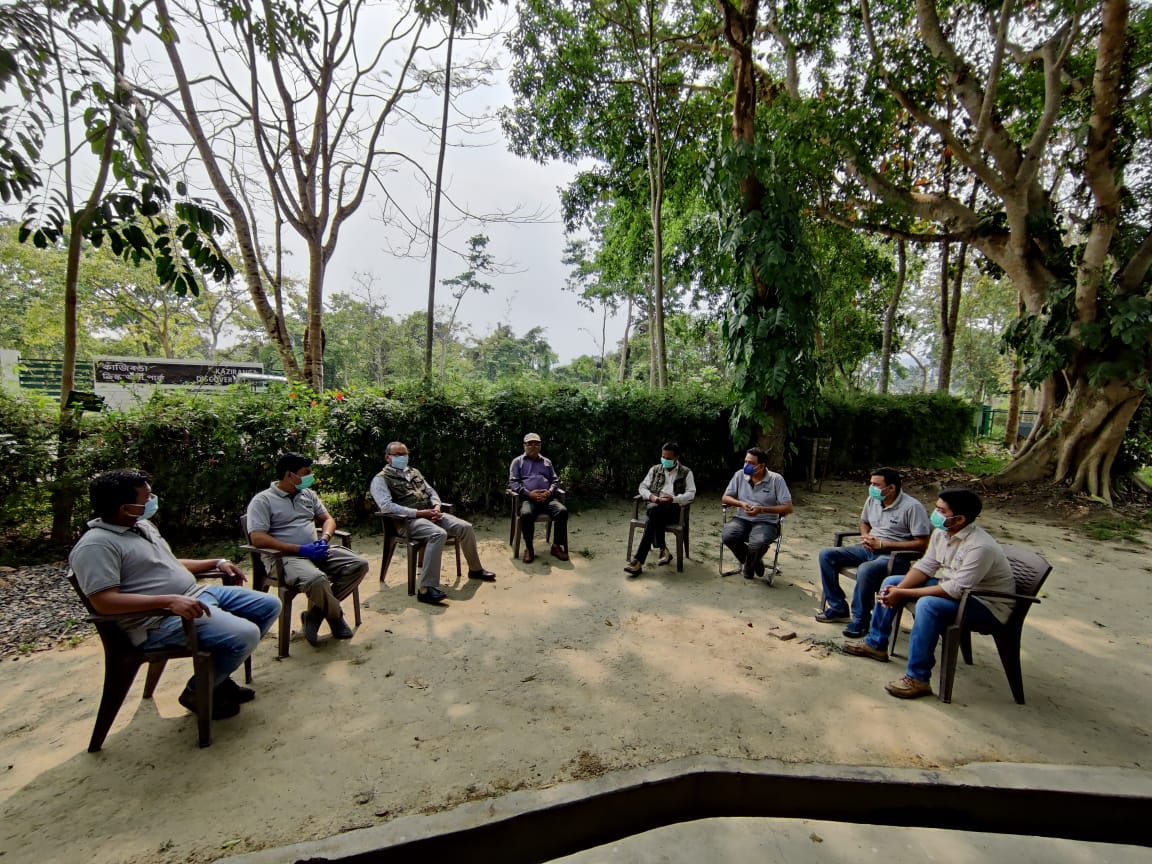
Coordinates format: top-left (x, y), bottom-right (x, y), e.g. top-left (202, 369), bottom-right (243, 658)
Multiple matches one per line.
top-left (799, 392), bottom-right (977, 473)
top-left (0, 383), bottom-right (976, 546)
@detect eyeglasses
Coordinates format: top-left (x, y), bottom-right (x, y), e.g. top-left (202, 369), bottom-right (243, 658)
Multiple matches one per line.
top-left (524, 442), bottom-right (541, 446)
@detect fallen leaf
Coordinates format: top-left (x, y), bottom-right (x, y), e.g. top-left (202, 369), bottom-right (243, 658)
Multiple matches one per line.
top-left (809, 832), bottom-right (824, 843)
top-left (405, 677), bottom-right (428, 689)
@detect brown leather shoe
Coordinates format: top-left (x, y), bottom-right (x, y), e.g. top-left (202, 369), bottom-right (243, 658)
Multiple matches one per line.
top-left (842, 640), bottom-right (889, 662)
top-left (885, 675), bottom-right (932, 699)
top-left (522, 549), bottom-right (535, 563)
top-left (550, 544), bottom-right (569, 561)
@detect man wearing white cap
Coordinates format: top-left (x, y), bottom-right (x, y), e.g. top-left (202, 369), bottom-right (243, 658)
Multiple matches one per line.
top-left (508, 433), bottom-right (569, 563)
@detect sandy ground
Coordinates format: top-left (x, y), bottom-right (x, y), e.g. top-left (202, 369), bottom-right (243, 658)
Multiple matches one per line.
top-left (0, 480), bottom-right (1149, 864)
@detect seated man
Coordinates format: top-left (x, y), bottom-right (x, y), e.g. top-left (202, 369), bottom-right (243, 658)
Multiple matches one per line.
top-left (720, 447), bottom-right (794, 578)
top-left (508, 432), bottom-right (569, 563)
top-left (843, 488), bottom-right (1015, 699)
top-left (371, 441), bottom-right (496, 605)
top-left (70, 469), bottom-right (281, 719)
top-left (624, 442), bottom-right (696, 576)
top-left (246, 453), bottom-right (369, 646)
top-left (814, 467), bottom-right (930, 637)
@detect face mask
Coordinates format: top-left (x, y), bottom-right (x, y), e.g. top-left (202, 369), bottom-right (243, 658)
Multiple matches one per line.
top-left (930, 510), bottom-right (951, 530)
top-left (296, 473), bottom-right (315, 490)
top-left (743, 463), bottom-right (756, 476)
top-left (390, 455), bottom-right (409, 471)
top-left (868, 484), bottom-right (884, 500)
top-left (660, 457), bottom-right (676, 469)
top-left (128, 494), bottom-right (159, 522)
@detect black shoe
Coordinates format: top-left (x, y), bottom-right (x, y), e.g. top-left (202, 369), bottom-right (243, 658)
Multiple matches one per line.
top-left (842, 624), bottom-right (868, 639)
top-left (330, 617), bottom-right (355, 639)
top-left (755, 559), bottom-right (765, 578)
top-left (468, 568), bottom-right (497, 582)
top-left (418, 586), bottom-right (447, 605)
top-left (623, 559), bottom-right (643, 577)
top-left (301, 608), bottom-right (322, 646)
top-left (179, 685), bottom-right (240, 720)
top-left (215, 677), bottom-right (255, 704)
top-left (657, 549), bottom-right (673, 566)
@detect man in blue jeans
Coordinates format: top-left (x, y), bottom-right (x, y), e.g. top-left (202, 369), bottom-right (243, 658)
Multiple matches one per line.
top-left (815, 467), bottom-right (930, 637)
top-left (842, 488), bottom-right (1014, 699)
top-left (70, 469), bottom-right (282, 719)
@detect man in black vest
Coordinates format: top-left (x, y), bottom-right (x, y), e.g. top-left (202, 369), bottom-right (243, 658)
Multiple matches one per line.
top-left (370, 441), bottom-right (496, 605)
top-left (624, 443), bottom-right (696, 576)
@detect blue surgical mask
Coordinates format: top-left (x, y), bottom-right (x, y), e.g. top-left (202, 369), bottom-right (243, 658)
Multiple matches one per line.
top-left (141, 494), bottom-right (159, 521)
top-left (390, 455), bottom-right (409, 471)
top-left (930, 510), bottom-right (950, 530)
top-left (743, 463), bottom-right (756, 476)
top-left (868, 484), bottom-right (884, 500)
top-left (296, 473), bottom-right (315, 490)
top-left (660, 457), bottom-right (676, 469)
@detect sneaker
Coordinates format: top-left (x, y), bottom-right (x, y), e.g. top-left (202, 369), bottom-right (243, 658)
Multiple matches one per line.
top-left (417, 586), bottom-right (447, 605)
top-left (215, 677), bottom-right (255, 704)
top-left (842, 640), bottom-right (889, 662)
top-left (815, 609), bottom-right (850, 624)
top-left (657, 549), bottom-right (673, 566)
top-left (300, 608), bottom-right (322, 646)
top-left (885, 675), bottom-right (932, 699)
top-left (179, 685), bottom-right (240, 720)
top-left (329, 617), bottom-right (355, 639)
top-left (623, 559), bottom-right (643, 577)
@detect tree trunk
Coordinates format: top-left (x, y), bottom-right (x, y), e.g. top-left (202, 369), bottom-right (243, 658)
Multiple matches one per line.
top-left (617, 296), bottom-right (633, 384)
top-left (878, 238), bottom-right (905, 394)
top-left (425, 0), bottom-right (457, 381)
top-left (1002, 292), bottom-right (1023, 448)
top-left (303, 239), bottom-right (326, 390)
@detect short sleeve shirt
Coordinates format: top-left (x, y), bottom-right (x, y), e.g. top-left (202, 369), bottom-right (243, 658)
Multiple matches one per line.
top-left (859, 491), bottom-right (931, 542)
top-left (246, 482), bottom-right (329, 546)
top-left (68, 518), bottom-right (203, 645)
top-left (723, 469), bottom-right (792, 524)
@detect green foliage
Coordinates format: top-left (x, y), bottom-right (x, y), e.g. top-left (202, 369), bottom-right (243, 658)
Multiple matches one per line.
top-left (1081, 516), bottom-right (1149, 545)
top-left (798, 392), bottom-right (973, 472)
top-left (0, 388), bottom-right (56, 533)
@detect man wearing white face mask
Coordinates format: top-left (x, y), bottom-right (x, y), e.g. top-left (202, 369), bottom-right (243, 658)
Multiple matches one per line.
top-left (247, 452), bottom-right (369, 645)
top-left (624, 442), bottom-right (695, 576)
top-left (371, 441), bottom-right (496, 605)
top-left (70, 469), bottom-right (281, 718)
top-left (814, 467), bottom-right (930, 637)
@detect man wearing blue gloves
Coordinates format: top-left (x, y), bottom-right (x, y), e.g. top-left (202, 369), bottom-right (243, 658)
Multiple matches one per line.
top-left (246, 453), bottom-right (369, 646)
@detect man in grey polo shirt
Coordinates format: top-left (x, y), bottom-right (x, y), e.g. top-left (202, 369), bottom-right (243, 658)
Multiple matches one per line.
top-left (69, 469), bottom-right (281, 719)
top-left (815, 467), bottom-right (931, 638)
top-left (246, 453), bottom-right (369, 646)
top-left (721, 447), bottom-right (794, 579)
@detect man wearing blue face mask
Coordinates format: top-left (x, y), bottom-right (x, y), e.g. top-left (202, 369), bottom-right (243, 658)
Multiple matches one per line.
top-left (814, 468), bottom-right (931, 637)
top-left (720, 447), bottom-right (794, 579)
top-left (624, 442), bottom-right (696, 576)
top-left (247, 453), bottom-right (369, 645)
top-left (371, 441), bottom-right (496, 604)
top-left (70, 469), bottom-right (281, 719)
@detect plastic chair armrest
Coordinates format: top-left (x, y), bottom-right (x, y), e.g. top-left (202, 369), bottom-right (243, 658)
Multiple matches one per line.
top-left (834, 531), bottom-right (862, 547)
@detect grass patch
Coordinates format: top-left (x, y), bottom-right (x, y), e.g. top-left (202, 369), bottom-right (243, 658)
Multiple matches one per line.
top-left (1082, 517), bottom-right (1149, 545)
top-left (1137, 466), bottom-right (1152, 487)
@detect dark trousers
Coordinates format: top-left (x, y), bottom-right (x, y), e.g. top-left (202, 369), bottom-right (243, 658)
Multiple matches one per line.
top-left (634, 503), bottom-right (681, 563)
top-left (721, 517), bottom-right (781, 575)
top-left (519, 498), bottom-right (568, 552)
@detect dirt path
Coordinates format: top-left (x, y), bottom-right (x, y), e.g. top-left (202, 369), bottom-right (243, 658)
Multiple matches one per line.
top-left (1, 481), bottom-right (1149, 863)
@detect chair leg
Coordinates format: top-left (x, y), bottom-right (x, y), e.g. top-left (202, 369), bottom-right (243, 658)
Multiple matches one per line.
top-left (960, 630), bottom-right (974, 665)
top-left (89, 654), bottom-right (144, 753)
top-left (407, 542), bottom-right (418, 596)
top-left (675, 534), bottom-right (684, 572)
top-left (626, 523), bottom-right (637, 561)
top-left (192, 652), bottom-right (214, 748)
top-left (142, 658), bottom-right (168, 698)
top-left (888, 607), bottom-right (905, 656)
top-left (380, 535), bottom-right (398, 583)
top-left (992, 630), bottom-right (1027, 704)
top-left (277, 588), bottom-right (293, 659)
top-left (454, 541), bottom-right (462, 581)
top-left (938, 624), bottom-right (963, 703)
top-left (352, 586), bottom-right (362, 627)
top-left (243, 655), bottom-right (253, 685)
top-left (512, 520), bottom-right (521, 558)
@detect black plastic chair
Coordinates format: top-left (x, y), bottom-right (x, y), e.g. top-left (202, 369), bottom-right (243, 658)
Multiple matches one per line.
top-left (240, 515), bottom-right (361, 658)
top-left (719, 505), bottom-right (784, 584)
top-left (626, 497), bottom-right (691, 572)
top-left (68, 572), bottom-right (216, 751)
top-left (378, 505), bottom-right (462, 595)
top-left (888, 544), bottom-right (1052, 704)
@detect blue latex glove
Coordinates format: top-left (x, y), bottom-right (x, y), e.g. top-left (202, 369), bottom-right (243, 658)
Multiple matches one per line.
top-left (298, 540), bottom-right (329, 561)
